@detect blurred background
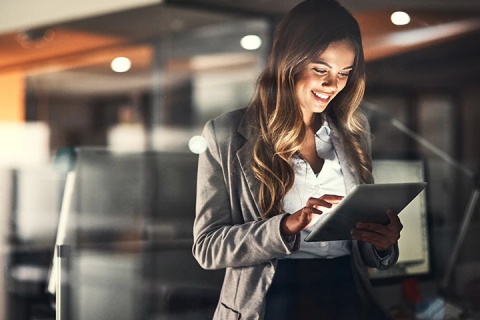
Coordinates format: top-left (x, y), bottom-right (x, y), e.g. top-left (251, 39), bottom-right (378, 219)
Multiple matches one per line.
top-left (0, 0), bottom-right (479, 319)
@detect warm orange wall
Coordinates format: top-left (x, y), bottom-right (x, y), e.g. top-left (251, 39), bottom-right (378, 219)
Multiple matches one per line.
top-left (0, 71), bottom-right (25, 122)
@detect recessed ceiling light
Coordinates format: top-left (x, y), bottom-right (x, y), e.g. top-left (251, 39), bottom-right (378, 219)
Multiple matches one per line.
top-left (391, 11), bottom-right (411, 26)
top-left (240, 35), bottom-right (262, 50)
top-left (111, 57), bottom-right (131, 73)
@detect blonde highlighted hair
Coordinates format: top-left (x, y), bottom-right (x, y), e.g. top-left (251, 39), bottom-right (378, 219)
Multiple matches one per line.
top-left (250, 0), bottom-right (373, 218)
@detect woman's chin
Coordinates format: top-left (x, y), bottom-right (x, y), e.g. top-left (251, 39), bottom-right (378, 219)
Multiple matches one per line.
top-left (312, 105), bottom-right (328, 113)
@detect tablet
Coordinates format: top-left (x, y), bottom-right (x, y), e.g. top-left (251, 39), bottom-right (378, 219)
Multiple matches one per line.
top-left (304, 182), bottom-right (427, 242)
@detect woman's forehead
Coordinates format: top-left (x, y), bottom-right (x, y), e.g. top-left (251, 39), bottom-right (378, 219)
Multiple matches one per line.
top-left (309, 41), bottom-right (355, 65)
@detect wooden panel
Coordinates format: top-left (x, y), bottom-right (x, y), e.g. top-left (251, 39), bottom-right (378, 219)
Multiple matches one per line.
top-left (0, 29), bottom-right (124, 71)
top-left (0, 71), bottom-right (25, 122)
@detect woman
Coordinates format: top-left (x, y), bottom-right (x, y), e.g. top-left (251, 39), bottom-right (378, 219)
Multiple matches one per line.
top-left (193, 1), bottom-right (403, 319)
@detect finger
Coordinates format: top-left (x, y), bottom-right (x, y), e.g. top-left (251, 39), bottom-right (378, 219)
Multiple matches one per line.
top-left (353, 238), bottom-right (389, 251)
top-left (320, 194), bottom-right (344, 200)
top-left (356, 222), bottom-right (389, 235)
top-left (350, 232), bottom-right (384, 246)
top-left (319, 194), bottom-right (344, 204)
top-left (306, 197), bottom-right (333, 209)
top-left (387, 210), bottom-right (403, 230)
top-left (351, 230), bottom-right (389, 245)
top-left (301, 206), bottom-right (323, 216)
top-left (351, 232), bottom-right (391, 250)
top-left (353, 227), bottom-right (400, 243)
top-left (297, 207), bottom-right (323, 228)
top-left (352, 229), bottom-right (399, 247)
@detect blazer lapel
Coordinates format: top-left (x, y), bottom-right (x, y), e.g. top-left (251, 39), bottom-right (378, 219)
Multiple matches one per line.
top-left (329, 123), bottom-right (360, 192)
top-left (236, 109), bottom-right (263, 218)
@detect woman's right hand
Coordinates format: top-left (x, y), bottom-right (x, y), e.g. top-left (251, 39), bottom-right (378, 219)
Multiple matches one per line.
top-left (280, 195), bottom-right (344, 237)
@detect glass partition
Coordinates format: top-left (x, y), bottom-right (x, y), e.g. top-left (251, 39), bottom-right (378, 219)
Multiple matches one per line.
top-left (16, 3), bottom-right (270, 320)
top-left (60, 148), bottom-right (224, 319)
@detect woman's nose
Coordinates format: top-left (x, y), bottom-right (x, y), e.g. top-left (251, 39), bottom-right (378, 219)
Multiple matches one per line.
top-left (322, 74), bottom-right (338, 92)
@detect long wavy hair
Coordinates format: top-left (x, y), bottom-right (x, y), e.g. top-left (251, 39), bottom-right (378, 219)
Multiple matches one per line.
top-left (250, 0), bottom-right (373, 218)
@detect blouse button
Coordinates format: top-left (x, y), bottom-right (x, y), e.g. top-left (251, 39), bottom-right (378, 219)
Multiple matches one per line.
top-left (321, 242), bottom-right (327, 247)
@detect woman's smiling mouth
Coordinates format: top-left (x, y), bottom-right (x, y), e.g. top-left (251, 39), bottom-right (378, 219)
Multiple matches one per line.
top-left (312, 90), bottom-right (331, 103)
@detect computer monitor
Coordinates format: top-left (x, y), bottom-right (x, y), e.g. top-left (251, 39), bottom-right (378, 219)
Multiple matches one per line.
top-left (368, 158), bottom-right (431, 281)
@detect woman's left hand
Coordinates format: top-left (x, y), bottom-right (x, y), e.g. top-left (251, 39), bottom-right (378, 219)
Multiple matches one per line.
top-left (350, 209), bottom-right (403, 251)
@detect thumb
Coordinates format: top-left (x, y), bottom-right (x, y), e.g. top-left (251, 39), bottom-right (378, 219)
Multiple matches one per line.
top-left (387, 209), bottom-right (400, 224)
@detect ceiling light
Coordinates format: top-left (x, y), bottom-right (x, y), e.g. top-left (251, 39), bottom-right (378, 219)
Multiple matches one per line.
top-left (188, 136), bottom-right (207, 154)
top-left (240, 35), bottom-right (262, 50)
top-left (391, 11), bottom-right (411, 26)
top-left (111, 57), bottom-right (131, 73)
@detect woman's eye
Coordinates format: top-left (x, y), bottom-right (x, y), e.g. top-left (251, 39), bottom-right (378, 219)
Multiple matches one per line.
top-left (313, 68), bottom-right (327, 74)
top-left (338, 72), bottom-right (350, 77)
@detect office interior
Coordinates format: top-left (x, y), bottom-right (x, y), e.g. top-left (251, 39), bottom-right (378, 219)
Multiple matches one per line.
top-left (0, 0), bottom-right (479, 319)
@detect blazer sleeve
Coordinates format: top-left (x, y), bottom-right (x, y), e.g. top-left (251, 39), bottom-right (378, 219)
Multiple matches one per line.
top-left (192, 120), bottom-right (300, 270)
top-left (359, 241), bottom-right (399, 269)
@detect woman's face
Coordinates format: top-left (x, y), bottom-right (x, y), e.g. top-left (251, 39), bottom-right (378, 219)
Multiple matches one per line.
top-left (294, 40), bottom-right (355, 119)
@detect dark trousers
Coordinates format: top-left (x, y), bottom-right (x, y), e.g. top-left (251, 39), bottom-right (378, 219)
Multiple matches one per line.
top-left (264, 256), bottom-right (371, 320)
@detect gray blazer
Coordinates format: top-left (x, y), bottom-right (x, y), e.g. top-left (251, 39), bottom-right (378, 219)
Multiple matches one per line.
top-left (193, 107), bottom-right (398, 320)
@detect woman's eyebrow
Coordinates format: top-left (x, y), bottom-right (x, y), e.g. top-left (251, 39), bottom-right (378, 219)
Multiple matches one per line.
top-left (312, 61), bottom-right (353, 70)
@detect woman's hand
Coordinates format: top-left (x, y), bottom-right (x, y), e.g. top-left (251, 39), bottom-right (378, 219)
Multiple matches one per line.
top-left (281, 195), bottom-right (344, 237)
top-left (351, 209), bottom-right (403, 251)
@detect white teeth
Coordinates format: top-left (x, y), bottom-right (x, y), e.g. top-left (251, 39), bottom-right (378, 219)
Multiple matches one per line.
top-left (313, 91), bottom-right (329, 99)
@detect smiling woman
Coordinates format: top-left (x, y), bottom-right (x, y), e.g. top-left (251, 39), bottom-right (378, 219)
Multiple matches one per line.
top-left (192, 1), bottom-right (401, 319)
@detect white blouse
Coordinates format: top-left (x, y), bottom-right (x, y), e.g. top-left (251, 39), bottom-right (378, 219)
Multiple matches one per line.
top-left (282, 121), bottom-right (352, 259)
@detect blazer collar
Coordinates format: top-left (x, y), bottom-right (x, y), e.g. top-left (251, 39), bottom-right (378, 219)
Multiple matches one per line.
top-left (237, 106), bottom-right (254, 139)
